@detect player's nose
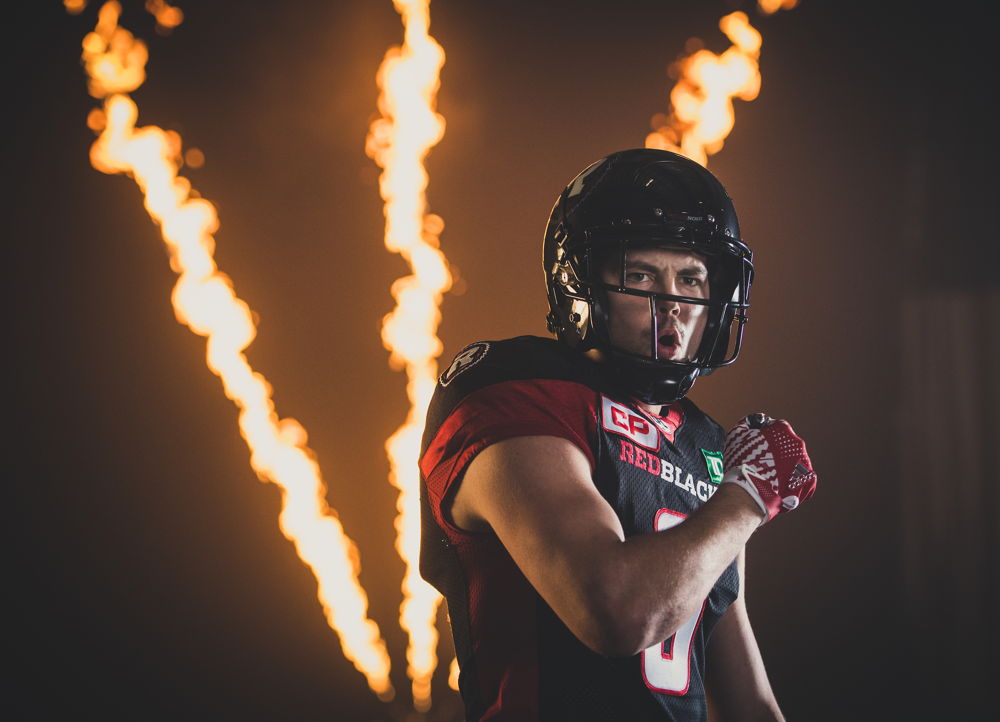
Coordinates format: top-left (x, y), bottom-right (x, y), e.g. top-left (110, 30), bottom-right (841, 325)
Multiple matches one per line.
top-left (656, 293), bottom-right (682, 316)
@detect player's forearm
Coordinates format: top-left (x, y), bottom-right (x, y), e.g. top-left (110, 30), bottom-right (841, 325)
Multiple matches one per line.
top-left (708, 593), bottom-right (785, 722)
top-left (602, 484), bottom-right (762, 655)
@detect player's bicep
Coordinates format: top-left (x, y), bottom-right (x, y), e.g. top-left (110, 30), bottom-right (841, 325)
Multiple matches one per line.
top-left (456, 435), bottom-right (627, 647)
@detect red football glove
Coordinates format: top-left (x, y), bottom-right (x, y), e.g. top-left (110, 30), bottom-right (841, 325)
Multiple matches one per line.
top-left (723, 413), bottom-right (817, 523)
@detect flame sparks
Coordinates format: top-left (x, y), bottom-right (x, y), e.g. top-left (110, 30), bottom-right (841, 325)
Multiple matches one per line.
top-left (758, 0), bottom-right (799, 14)
top-left (78, 1), bottom-right (393, 700)
top-left (646, 11), bottom-right (761, 166)
top-left (81, 0), bottom-right (147, 98)
top-left (184, 146), bottom-right (205, 168)
top-left (145, 0), bottom-right (184, 32)
top-left (365, 0), bottom-right (450, 712)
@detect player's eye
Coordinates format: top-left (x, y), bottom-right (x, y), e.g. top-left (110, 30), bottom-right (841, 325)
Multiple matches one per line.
top-left (624, 270), bottom-right (652, 284)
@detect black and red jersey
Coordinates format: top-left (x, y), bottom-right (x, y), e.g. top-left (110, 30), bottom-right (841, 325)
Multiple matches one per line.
top-left (419, 336), bottom-right (739, 721)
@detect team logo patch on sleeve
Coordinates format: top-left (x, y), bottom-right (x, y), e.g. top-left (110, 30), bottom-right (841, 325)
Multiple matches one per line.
top-left (700, 449), bottom-right (724, 485)
top-left (601, 396), bottom-right (659, 450)
top-left (439, 342), bottom-right (490, 386)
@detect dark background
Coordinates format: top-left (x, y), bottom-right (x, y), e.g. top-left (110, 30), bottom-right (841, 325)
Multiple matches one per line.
top-left (9, 1), bottom-right (997, 720)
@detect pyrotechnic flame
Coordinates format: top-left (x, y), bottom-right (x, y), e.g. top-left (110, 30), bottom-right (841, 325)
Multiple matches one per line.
top-left (64, 0), bottom-right (87, 15)
top-left (77, 1), bottom-right (393, 700)
top-left (758, 0), bottom-right (799, 14)
top-left (646, 11), bottom-right (761, 166)
top-left (365, 0), bottom-right (450, 712)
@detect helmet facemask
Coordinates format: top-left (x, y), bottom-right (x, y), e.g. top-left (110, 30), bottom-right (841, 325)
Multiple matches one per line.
top-left (554, 237), bottom-right (750, 403)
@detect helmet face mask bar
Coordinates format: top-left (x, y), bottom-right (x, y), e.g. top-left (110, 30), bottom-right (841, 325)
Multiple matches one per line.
top-left (544, 149), bottom-right (754, 404)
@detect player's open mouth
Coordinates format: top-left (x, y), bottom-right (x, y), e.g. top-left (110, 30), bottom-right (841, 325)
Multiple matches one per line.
top-left (658, 332), bottom-right (678, 356)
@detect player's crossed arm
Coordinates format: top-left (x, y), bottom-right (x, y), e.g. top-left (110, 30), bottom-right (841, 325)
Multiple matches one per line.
top-left (451, 435), bottom-right (749, 656)
top-left (448, 416), bottom-right (816, 657)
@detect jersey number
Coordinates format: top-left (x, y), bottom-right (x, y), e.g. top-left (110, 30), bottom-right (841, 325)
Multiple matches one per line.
top-left (640, 508), bottom-right (707, 696)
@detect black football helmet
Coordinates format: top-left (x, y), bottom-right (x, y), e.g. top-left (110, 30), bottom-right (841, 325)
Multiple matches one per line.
top-left (544, 148), bottom-right (753, 403)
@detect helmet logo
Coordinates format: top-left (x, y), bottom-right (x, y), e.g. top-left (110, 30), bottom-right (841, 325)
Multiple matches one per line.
top-left (566, 159), bottom-right (605, 199)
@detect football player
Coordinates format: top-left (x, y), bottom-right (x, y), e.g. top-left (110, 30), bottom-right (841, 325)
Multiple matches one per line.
top-left (420, 149), bottom-right (817, 721)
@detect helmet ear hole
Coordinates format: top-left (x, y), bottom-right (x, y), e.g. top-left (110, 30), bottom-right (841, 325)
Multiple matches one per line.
top-left (570, 299), bottom-right (590, 335)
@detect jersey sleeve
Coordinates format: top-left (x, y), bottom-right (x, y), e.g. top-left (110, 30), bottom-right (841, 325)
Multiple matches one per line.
top-left (419, 378), bottom-right (598, 535)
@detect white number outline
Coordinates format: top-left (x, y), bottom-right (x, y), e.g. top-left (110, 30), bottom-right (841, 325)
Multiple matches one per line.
top-left (640, 508), bottom-right (707, 696)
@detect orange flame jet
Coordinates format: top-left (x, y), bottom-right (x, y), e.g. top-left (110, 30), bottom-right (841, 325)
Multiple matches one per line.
top-left (78, 0), bottom-right (393, 701)
top-left (365, 0), bottom-right (450, 712)
top-left (646, 11), bottom-right (762, 166)
top-left (647, 2), bottom-right (801, 166)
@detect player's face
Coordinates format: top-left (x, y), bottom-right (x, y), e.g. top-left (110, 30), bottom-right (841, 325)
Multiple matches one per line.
top-left (599, 247), bottom-right (710, 362)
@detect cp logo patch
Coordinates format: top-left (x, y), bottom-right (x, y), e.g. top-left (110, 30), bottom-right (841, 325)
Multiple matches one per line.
top-left (601, 395), bottom-right (660, 451)
top-left (439, 342), bottom-right (490, 387)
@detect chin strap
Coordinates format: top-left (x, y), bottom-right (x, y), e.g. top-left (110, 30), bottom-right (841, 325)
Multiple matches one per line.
top-left (618, 356), bottom-right (698, 404)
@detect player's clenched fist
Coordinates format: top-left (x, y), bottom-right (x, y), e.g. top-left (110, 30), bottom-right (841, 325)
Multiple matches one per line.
top-left (723, 414), bottom-right (817, 523)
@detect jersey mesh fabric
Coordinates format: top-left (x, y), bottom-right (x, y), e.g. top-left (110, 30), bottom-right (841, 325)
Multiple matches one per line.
top-left (420, 336), bottom-right (739, 721)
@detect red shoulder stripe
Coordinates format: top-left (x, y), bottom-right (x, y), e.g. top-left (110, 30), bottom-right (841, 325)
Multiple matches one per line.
top-left (420, 379), bottom-right (598, 535)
